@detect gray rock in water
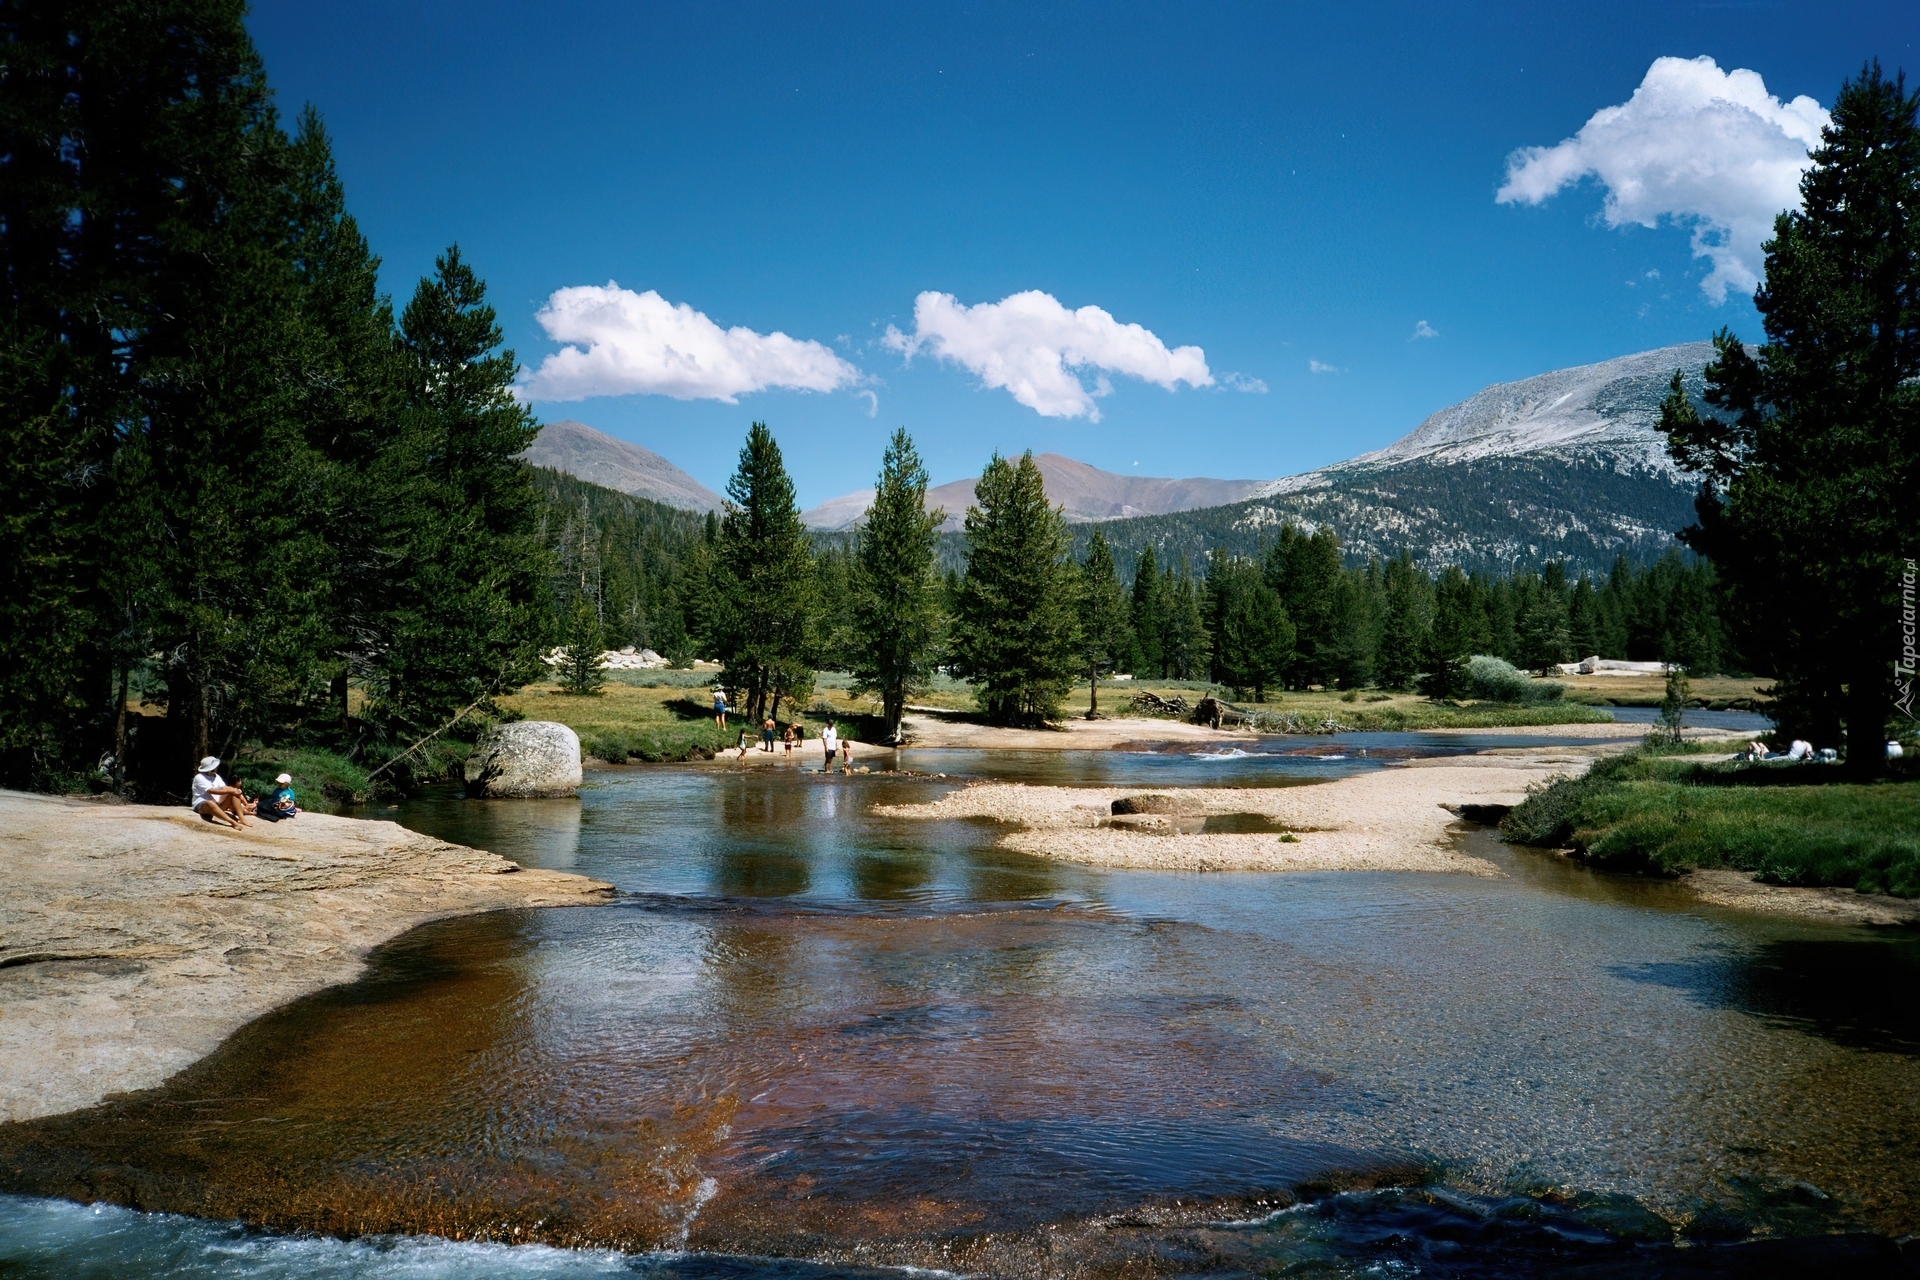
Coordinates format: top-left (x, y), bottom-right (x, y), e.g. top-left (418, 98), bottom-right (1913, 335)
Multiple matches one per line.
top-left (465, 721), bottom-right (583, 798)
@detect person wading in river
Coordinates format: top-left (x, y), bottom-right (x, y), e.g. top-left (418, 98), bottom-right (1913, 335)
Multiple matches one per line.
top-left (820, 722), bottom-right (838, 772)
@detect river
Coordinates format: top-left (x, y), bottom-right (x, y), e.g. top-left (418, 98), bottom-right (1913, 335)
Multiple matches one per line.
top-left (4, 737), bottom-right (1917, 1277)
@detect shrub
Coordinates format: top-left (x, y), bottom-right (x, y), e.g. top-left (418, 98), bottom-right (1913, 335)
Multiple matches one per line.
top-left (1467, 655), bottom-right (1564, 704)
top-left (582, 733), bottom-right (628, 764)
top-left (1501, 749), bottom-right (1920, 896)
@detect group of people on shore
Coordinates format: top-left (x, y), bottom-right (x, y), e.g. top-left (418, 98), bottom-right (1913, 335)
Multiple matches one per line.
top-left (714, 689), bottom-right (855, 772)
top-left (191, 757), bottom-right (302, 828)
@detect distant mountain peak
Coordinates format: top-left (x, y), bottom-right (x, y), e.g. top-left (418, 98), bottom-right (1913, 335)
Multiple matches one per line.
top-left (521, 420), bottom-right (722, 513)
top-left (802, 454), bottom-right (1261, 531)
top-left (1256, 342), bottom-right (1715, 499)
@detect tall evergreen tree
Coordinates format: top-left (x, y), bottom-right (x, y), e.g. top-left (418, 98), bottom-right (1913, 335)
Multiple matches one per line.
top-left (1517, 564), bottom-right (1572, 674)
top-left (711, 423), bottom-right (817, 722)
top-left (369, 247), bottom-right (551, 737)
top-left (1264, 525), bottom-right (1346, 687)
top-left (1659, 63), bottom-right (1919, 766)
top-left (1375, 553), bottom-right (1431, 690)
top-left (849, 428), bottom-right (946, 743)
top-left (285, 107), bottom-right (403, 732)
top-left (813, 544), bottom-right (856, 671)
top-left (1076, 531), bottom-right (1131, 717)
top-left (1128, 546), bottom-right (1166, 676)
top-left (1567, 576), bottom-right (1601, 660)
top-left (1208, 554), bottom-right (1293, 701)
top-left (1422, 567), bottom-right (1485, 698)
top-left (950, 452), bottom-right (1081, 725)
top-left (1163, 560), bottom-right (1212, 680)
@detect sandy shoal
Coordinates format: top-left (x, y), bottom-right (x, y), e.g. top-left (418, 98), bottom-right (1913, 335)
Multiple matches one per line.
top-left (0, 790), bottom-right (611, 1123)
top-left (898, 712), bottom-right (1254, 751)
top-left (876, 749), bottom-right (1607, 875)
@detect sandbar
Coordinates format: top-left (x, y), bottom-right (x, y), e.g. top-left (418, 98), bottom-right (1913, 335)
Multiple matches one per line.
top-left (877, 748), bottom-right (1603, 875)
top-left (0, 790), bottom-right (611, 1123)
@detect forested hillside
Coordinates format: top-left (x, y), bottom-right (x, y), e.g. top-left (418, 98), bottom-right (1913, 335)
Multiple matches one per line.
top-left (1070, 456), bottom-right (1700, 578)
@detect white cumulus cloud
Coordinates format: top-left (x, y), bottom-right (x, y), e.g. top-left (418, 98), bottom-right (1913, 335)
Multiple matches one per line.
top-left (1411, 320), bottom-right (1438, 340)
top-left (882, 289), bottom-right (1211, 420)
top-left (1223, 371), bottom-right (1269, 393)
top-left (521, 284), bottom-right (861, 402)
top-left (1496, 55), bottom-right (1828, 303)
top-left (1309, 359), bottom-right (1345, 375)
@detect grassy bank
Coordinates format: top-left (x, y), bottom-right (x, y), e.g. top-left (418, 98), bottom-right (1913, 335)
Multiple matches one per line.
top-left (497, 671), bottom-right (880, 763)
top-left (227, 746), bottom-right (371, 814)
top-left (496, 667), bottom-right (1618, 764)
top-left (1114, 681), bottom-right (1615, 733)
top-left (1558, 672), bottom-right (1772, 711)
top-left (1501, 748), bottom-right (1920, 897)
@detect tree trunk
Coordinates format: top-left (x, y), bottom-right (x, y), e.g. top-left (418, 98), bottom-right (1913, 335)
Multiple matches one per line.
top-left (1087, 670), bottom-right (1098, 719)
top-left (112, 666), bottom-right (130, 784)
top-left (884, 683), bottom-right (904, 745)
top-left (331, 669), bottom-right (350, 734)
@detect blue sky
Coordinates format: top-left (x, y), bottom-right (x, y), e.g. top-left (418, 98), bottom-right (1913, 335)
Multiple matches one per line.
top-left (248, 0), bottom-right (1915, 507)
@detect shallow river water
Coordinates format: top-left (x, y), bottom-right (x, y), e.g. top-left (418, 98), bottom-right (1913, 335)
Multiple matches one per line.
top-left (4, 737), bottom-right (1918, 1277)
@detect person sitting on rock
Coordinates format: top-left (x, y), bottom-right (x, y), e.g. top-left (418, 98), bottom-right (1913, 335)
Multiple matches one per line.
top-left (256, 772), bottom-right (300, 822)
top-left (191, 756), bottom-right (254, 829)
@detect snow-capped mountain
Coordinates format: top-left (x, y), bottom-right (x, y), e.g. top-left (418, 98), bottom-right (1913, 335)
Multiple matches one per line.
top-left (1257, 342), bottom-right (1712, 498)
top-left (1076, 343), bottom-right (1719, 576)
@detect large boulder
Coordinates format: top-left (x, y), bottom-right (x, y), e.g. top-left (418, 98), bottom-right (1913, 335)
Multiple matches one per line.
top-left (464, 721), bottom-right (582, 798)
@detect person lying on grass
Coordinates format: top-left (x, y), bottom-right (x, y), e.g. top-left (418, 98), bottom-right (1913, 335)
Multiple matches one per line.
top-left (191, 756), bottom-right (255, 829)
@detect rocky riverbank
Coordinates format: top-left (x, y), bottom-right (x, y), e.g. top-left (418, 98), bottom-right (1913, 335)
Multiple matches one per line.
top-left (0, 790), bottom-right (611, 1123)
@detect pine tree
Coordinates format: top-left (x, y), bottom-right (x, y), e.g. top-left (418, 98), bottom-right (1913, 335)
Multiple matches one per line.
top-left (1422, 567), bottom-right (1483, 698)
top-left (711, 423), bottom-right (817, 723)
top-left (951, 452), bottom-right (1081, 725)
top-left (1077, 531), bottom-right (1131, 717)
top-left (1161, 559), bottom-right (1212, 680)
top-left (556, 600), bottom-right (606, 695)
top-left (1375, 553), bottom-right (1431, 690)
top-left (849, 428), bottom-right (945, 742)
top-left (285, 108), bottom-right (404, 733)
top-left (1517, 565), bottom-right (1572, 674)
top-left (1209, 555), bottom-right (1293, 701)
top-left (1128, 547), bottom-right (1166, 676)
top-left (813, 544), bottom-right (856, 671)
top-left (1659, 63), bottom-right (1920, 769)
top-left (1567, 577), bottom-right (1601, 661)
top-left (371, 247), bottom-right (552, 737)
top-left (1487, 580), bottom-right (1519, 663)
top-left (1264, 525), bottom-right (1344, 686)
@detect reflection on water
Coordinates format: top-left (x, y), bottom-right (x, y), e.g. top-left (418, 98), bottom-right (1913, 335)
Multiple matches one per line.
top-left (1614, 937), bottom-right (1920, 1055)
top-left (3, 759), bottom-right (1918, 1277)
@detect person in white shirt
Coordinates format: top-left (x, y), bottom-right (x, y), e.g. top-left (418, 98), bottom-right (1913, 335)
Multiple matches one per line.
top-left (820, 724), bottom-right (838, 772)
top-left (191, 756), bottom-right (254, 828)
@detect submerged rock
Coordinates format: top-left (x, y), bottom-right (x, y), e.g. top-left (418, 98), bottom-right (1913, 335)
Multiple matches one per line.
top-left (465, 721), bottom-right (583, 797)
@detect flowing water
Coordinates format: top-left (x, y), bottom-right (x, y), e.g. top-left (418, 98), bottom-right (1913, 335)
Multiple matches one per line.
top-left (4, 736), bottom-right (1917, 1278)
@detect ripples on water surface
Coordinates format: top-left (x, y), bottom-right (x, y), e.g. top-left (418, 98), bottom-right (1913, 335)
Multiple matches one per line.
top-left (3, 737), bottom-right (1916, 1278)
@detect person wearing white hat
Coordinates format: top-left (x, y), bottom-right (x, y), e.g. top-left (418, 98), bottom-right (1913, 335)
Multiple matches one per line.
top-left (191, 757), bottom-right (254, 829)
top-left (259, 772), bottom-right (301, 822)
